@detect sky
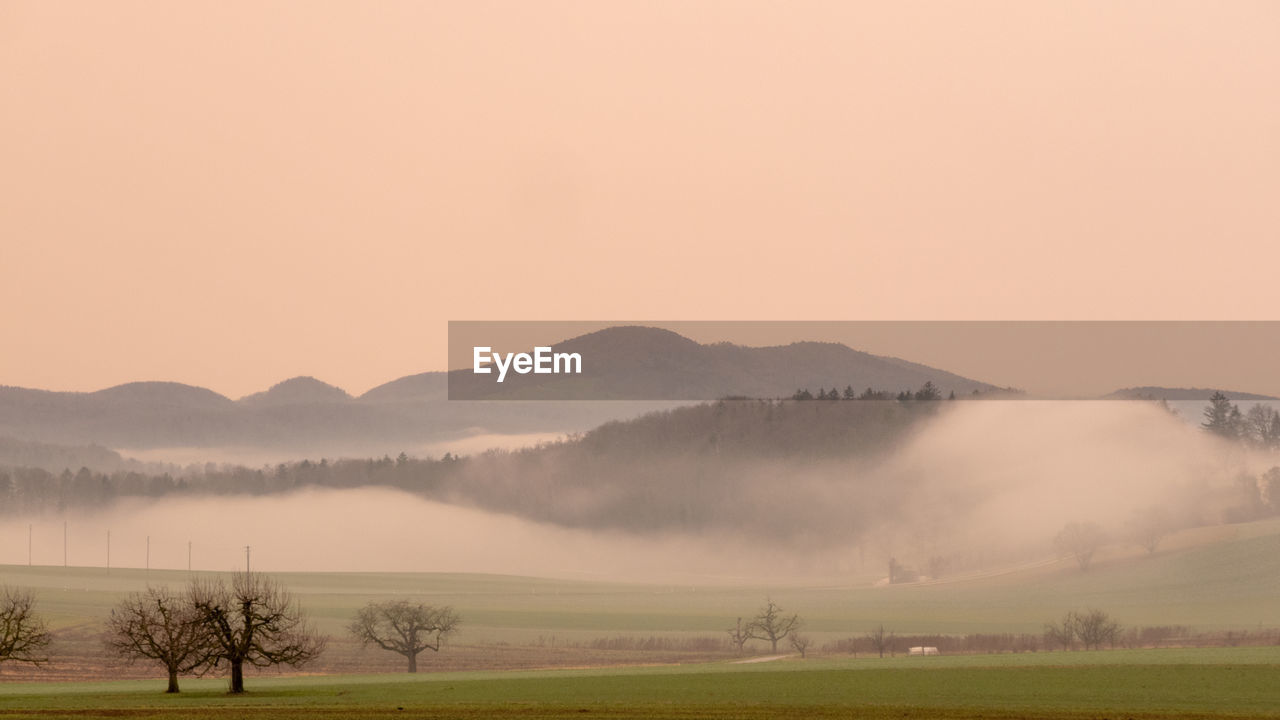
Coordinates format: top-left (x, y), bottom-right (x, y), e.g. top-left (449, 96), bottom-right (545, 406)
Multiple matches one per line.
top-left (2, 1), bottom-right (1278, 399)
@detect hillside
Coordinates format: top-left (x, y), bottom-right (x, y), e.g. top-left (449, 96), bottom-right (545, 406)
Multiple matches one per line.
top-left (239, 376), bottom-right (353, 405)
top-left (0, 327), bottom-right (996, 454)
top-left (7, 518), bottom-right (1280, 636)
top-left (448, 326), bottom-right (1000, 400)
top-left (0, 383), bottom-right (241, 449)
top-left (0, 398), bottom-right (944, 541)
top-left (358, 372), bottom-right (448, 403)
top-left (1106, 386), bottom-right (1278, 401)
top-left (0, 436), bottom-right (161, 474)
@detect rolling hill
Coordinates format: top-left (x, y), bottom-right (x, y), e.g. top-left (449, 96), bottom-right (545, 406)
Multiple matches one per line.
top-left (1105, 386), bottom-right (1278, 401)
top-left (239, 376), bottom-right (353, 405)
top-left (0, 327), bottom-right (997, 454)
top-left (448, 326), bottom-right (1001, 400)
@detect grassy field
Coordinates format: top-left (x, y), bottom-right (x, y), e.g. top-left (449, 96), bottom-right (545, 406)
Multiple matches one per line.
top-left (2, 520), bottom-right (1280, 717)
top-left (1, 648), bottom-right (1279, 719)
top-left (7, 516), bottom-right (1280, 643)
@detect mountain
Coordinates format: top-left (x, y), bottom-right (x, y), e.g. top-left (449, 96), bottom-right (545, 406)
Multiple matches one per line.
top-left (1106, 386), bottom-right (1278, 401)
top-left (0, 382), bottom-right (240, 449)
top-left (239, 376), bottom-right (353, 405)
top-left (92, 381), bottom-right (236, 408)
top-left (0, 435), bottom-right (131, 473)
top-left (358, 372), bottom-right (447, 404)
top-left (447, 326), bottom-right (1000, 400)
top-left (0, 326), bottom-right (998, 455)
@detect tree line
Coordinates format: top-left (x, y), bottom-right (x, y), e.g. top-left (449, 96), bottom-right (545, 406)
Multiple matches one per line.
top-left (1202, 391), bottom-right (1280, 447)
top-left (791, 381), bottom-right (949, 402)
top-left (727, 602), bottom-right (1134, 658)
top-left (0, 576), bottom-right (459, 694)
top-left (0, 400), bottom-right (939, 545)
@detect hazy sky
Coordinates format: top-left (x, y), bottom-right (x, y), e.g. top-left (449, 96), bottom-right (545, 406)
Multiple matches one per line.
top-left (3, 1), bottom-right (1278, 398)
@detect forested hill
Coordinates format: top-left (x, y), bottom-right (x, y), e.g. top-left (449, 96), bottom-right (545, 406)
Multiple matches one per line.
top-left (449, 326), bottom-right (999, 400)
top-left (0, 379), bottom-right (649, 452)
top-left (0, 326), bottom-right (997, 452)
top-left (1105, 386), bottom-right (1278, 401)
top-left (569, 396), bottom-right (933, 460)
top-left (0, 398), bottom-right (943, 541)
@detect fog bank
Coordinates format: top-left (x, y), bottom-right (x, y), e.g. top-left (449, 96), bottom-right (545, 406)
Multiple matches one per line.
top-left (2, 401), bottom-right (1262, 583)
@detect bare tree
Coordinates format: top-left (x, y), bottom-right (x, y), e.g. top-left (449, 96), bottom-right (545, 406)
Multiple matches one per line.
top-left (1053, 521), bottom-right (1105, 571)
top-left (866, 623), bottom-right (894, 658)
top-left (789, 633), bottom-right (812, 658)
top-left (746, 599), bottom-right (801, 653)
top-left (0, 587), bottom-right (51, 667)
top-left (1244, 404), bottom-right (1279, 448)
top-left (349, 600), bottom-right (459, 673)
top-left (1074, 609), bottom-right (1121, 650)
top-left (105, 587), bottom-right (217, 693)
top-left (1127, 506), bottom-right (1173, 555)
top-left (1043, 611), bottom-right (1079, 651)
top-left (189, 573), bottom-right (326, 693)
top-left (726, 617), bottom-right (752, 656)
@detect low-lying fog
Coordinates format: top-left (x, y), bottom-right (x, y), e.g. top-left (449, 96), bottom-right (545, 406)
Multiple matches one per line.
top-left (3, 401), bottom-right (1263, 583)
top-left (116, 432), bottom-right (571, 469)
top-left (4, 488), bottom-right (810, 581)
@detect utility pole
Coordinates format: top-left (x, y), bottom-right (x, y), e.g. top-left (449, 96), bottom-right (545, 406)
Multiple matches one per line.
top-left (245, 545), bottom-right (251, 575)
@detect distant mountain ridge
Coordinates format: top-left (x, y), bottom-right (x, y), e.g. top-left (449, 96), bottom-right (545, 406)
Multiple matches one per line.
top-left (239, 376), bottom-right (353, 406)
top-left (358, 372), bottom-right (447, 403)
top-left (1105, 386), bottom-right (1278, 401)
top-left (0, 325), bottom-right (1005, 453)
top-left (448, 326), bottom-right (1000, 400)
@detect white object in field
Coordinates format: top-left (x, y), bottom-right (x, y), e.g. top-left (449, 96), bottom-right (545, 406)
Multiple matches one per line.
top-left (908, 646), bottom-right (940, 656)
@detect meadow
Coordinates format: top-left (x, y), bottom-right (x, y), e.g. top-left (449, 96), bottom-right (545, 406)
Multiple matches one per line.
top-left (1, 517), bottom-right (1278, 717)
top-left (2, 648), bottom-right (1280, 718)
top-left (9, 516), bottom-right (1280, 643)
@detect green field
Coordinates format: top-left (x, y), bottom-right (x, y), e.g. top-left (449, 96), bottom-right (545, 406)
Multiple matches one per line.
top-left (2, 648), bottom-right (1280, 719)
top-left (2, 518), bottom-right (1280, 717)
top-left (8, 516), bottom-right (1280, 643)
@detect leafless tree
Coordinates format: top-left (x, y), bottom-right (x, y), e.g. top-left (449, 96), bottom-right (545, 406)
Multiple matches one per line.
top-left (1053, 521), bottom-right (1105, 571)
top-left (789, 633), bottom-right (812, 658)
top-left (105, 586), bottom-right (217, 693)
top-left (866, 623), bottom-right (894, 658)
top-left (189, 573), bottom-right (326, 693)
top-left (1244, 404), bottom-right (1279, 448)
top-left (726, 617), bottom-right (752, 656)
top-left (0, 587), bottom-right (51, 666)
top-left (746, 599), bottom-right (801, 653)
top-left (1074, 609), bottom-right (1121, 650)
top-left (1127, 506), bottom-right (1174, 555)
top-left (1043, 611), bottom-right (1079, 651)
top-left (349, 600), bottom-right (459, 673)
